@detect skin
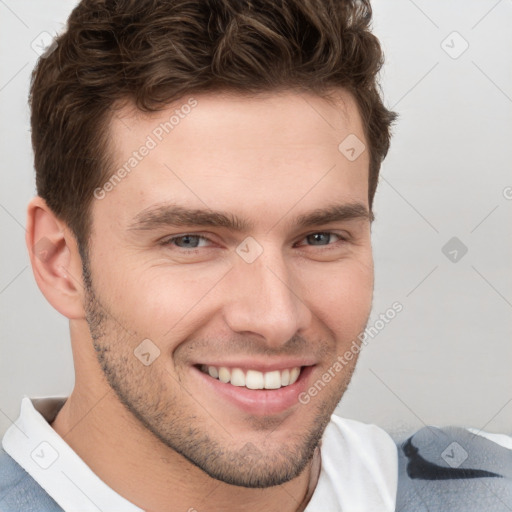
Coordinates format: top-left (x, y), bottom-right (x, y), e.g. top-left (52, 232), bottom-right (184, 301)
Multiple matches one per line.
top-left (26, 89), bottom-right (374, 512)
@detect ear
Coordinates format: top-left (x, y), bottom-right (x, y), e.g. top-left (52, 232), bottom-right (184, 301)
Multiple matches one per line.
top-left (26, 196), bottom-right (86, 319)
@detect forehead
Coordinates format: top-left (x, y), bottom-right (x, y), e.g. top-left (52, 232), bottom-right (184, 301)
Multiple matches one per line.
top-left (97, 89), bottom-right (369, 231)
top-left (108, 89), bottom-right (365, 158)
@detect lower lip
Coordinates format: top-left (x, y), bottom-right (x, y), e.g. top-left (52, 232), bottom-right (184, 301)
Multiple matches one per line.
top-left (192, 365), bottom-right (314, 416)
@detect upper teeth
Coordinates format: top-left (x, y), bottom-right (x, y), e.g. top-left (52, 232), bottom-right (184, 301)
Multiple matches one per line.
top-left (202, 365), bottom-right (301, 390)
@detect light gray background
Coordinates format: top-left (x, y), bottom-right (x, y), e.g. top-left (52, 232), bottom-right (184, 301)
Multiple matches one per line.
top-left (1, 0), bottom-right (511, 439)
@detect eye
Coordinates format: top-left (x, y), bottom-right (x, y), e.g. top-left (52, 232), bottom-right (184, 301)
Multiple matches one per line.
top-left (296, 232), bottom-right (345, 247)
top-left (160, 231), bottom-right (346, 252)
top-left (162, 234), bottom-right (212, 249)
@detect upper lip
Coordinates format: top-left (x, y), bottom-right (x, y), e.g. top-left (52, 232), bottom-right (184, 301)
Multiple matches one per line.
top-left (193, 358), bottom-right (316, 373)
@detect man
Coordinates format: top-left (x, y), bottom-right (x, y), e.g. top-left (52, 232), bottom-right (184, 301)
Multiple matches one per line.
top-left (1, 0), bottom-right (399, 509)
top-left (3, 0), bottom-right (510, 511)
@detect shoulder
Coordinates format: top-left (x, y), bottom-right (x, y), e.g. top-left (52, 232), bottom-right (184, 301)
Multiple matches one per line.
top-left (327, 414), bottom-right (398, 457)
top-left (319, 414), bottom-right (398, 509)
top-left (396, 425), bottom-right (512, 511)
top-left (0, 447), bottom-right (63, 512)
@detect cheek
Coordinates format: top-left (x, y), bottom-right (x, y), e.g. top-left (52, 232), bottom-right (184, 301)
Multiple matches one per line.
top-left (90, 251), bottom-right (230, 341)
top-left (300, 258), bottom-right (374, 333)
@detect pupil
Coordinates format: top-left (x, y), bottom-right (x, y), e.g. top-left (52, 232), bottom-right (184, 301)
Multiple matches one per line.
top-left (179, 235), bottom-right (198, 247)
top-left (309, 233), bottom-right (328, 245)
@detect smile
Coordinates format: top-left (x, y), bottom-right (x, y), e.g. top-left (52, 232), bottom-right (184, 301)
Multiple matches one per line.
top-left (199, 365), bottom-right (301, 390)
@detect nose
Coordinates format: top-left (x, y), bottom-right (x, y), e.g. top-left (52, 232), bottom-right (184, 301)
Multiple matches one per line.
top-left (221, 246), bottom-right (312, 347)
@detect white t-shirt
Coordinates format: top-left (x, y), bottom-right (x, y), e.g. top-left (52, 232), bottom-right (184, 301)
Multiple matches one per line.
top-left (2, 396), bottom-right (398, 511)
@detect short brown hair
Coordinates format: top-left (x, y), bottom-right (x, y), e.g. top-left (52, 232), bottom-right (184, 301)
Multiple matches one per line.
top-left (30, 0), bottom-right (396, 252)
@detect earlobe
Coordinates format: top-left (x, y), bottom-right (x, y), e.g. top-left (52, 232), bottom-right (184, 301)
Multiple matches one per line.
top-left (26, 196), bottom-right (86, 320)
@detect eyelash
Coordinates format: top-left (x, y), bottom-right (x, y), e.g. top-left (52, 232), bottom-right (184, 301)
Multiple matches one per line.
top-left (160, 232), bottom-right (348, 252)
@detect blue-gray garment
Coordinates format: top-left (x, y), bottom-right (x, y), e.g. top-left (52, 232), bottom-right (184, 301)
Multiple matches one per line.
top-left (2, 425), bottom-right (512, 511)
top-left (0, 447), bottom-right (63, 512)
top-left (395, 426), bottom-right (512, 511)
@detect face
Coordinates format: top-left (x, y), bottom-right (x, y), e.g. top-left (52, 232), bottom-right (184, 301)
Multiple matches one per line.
top-left (84, 90), bottom-right (373, 488)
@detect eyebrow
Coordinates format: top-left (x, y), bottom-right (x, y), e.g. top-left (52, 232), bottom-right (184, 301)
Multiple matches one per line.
top-left (128, 202), bottom-right (372, 233)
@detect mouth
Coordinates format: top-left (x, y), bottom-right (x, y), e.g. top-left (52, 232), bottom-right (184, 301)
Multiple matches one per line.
top-left (198, 364), bottom-right (302, 390)
top-left (192, 362), bottom-right (315, 416)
